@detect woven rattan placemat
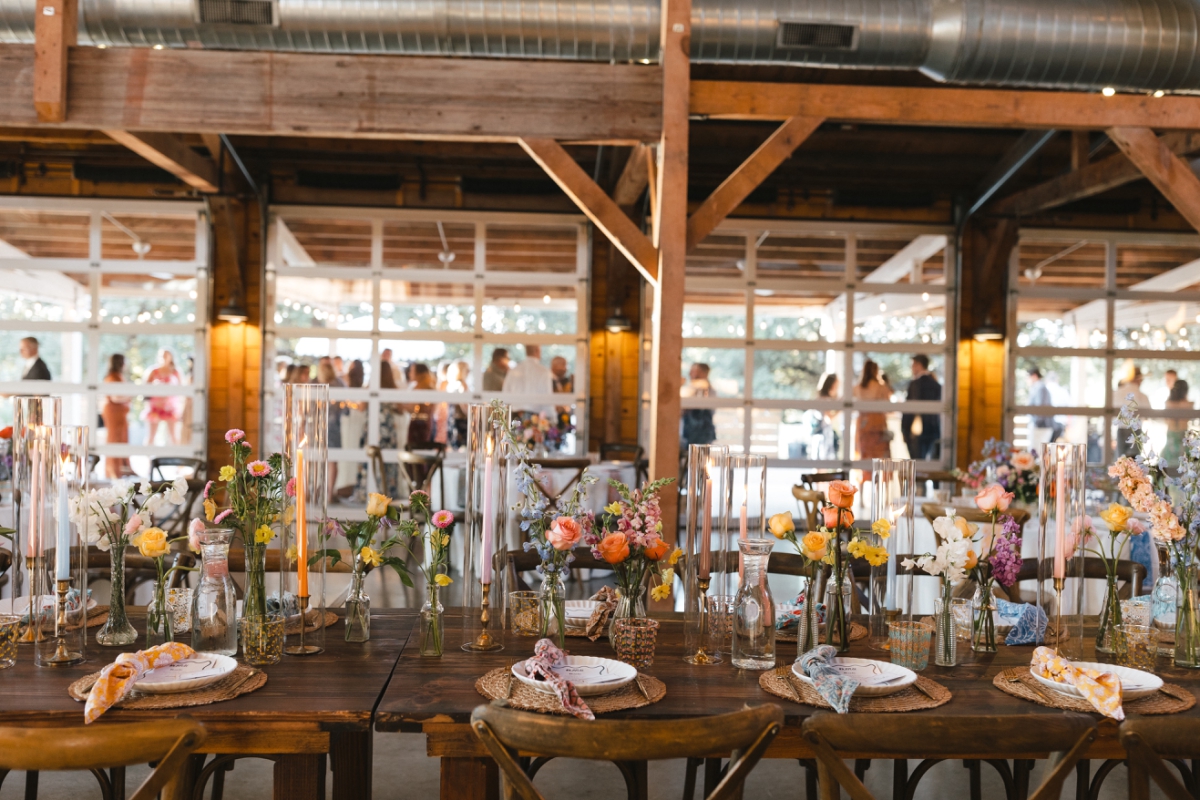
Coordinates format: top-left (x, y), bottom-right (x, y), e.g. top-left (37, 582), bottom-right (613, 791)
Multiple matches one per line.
top-left (476, 667), bottom-right (665, 715)
top-left (760, 668), bottom-right (951, 712)
top-left (285, 610), bottom-right (338, 636)
top-left (776, 621), bottom-right (868, 644)
top-left (68, 664), bottom-right (267, 710)
top-left (993, 667), bottom-right (1194, 715)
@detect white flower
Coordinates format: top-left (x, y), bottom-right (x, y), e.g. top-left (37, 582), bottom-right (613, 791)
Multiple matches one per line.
top-left (138, 481), bottom-right (152, 497)
top-left (143, 493), bottom-right (165, 515)
top-left (932, 515), bottom-right (963, 542)
top-left (112, 479), bottom-right (134, 501)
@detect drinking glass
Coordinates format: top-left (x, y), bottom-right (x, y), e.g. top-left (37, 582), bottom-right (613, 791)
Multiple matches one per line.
top-left (0, 615), bottom-right (19, 669)
top-left (889, 621), bottom-right (932, 670)
top-left (1118, 623), bottom-right (1159, 672)
top-left (613, 618), bottom-right (660, 668)
top-left (509, 591), bottom-right (542, 636)
top-left (168, 588), bottom-right (193, 634)
top-left (708, 595), bottom-right (734, 655)
top-left (951, 598), bottom-right (973, 640)
top-left (242, 614), bottom-right (285, 666)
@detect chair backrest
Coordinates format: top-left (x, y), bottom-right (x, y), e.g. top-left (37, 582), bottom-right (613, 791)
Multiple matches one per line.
top-left (149, 457), bottom-right (206, 482)
top-left (507, 548), bottom-right (614, 591)
top-left (472, 702), bottom-right (782, 800)
top-left (921, 503), bottom-right (1032, 536)
top-left (1006, 557), bottom-right (1146, 604)
top-left (396, 448), bottom-right (446, 502)
top-left (801, 471), bottom-right (848, 491)
top-left (0, 717), bottom-right (206, 800)
top-left (803, 712), bottom-right (1095, 800)
top-left (366, 445), bottom-right (391, 497)
top-left (1119, 718), bottom-right (1200, 800)
top-left (599, 442), bottom-right (644, 463)
top-left (791, 486), bottom-right (823, 531)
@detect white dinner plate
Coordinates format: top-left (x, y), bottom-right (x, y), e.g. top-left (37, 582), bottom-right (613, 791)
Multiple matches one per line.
top-left (513, 655), bottom-right (637, 697)
top-left (794, 657), bottom-right (917, 698)
top-left (564, 600), bottom-right (599, 622)
top-left (135, 653), bottom-right (238, 695)
top-left (0, 596), bottom-right (98, 615)
top-left (1030, 661), bottom-right (1162, 701)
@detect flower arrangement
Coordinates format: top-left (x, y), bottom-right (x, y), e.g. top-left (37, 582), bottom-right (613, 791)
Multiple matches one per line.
top-left (398, 490), bottom-right (456, 656)
top-left (132, 524), bottom-right (192, 645)
top-left (73, 478), bottom-right (190, 646)
top-left (1077, 503), bottom-right (1144, 655)
top-left (960, 438), bottom-right (1039, 504)
top-left (521, 413), bottom-right (572, 452)
top-left (207, 429), bottom-right (287, 622)
top-left (963, 485), bottom-right (1023, 652)
top-left (587, 478), bottom-right (680, 641)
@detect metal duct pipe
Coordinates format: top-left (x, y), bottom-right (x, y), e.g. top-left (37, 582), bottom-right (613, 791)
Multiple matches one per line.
top-left (0, 0), bottom-right (1197, 93)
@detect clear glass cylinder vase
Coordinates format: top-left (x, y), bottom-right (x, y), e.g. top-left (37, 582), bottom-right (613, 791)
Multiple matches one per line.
top-left (193, 528), bottom-right (237, 656)
top-left (1035, 442), bottom-right (1087, 657)
top-left (420, 583), bottom-right (445, 657)
top-left (146, 579), bottom-right (173, 647)
top-left (972, 580), bottom-right (998, 653)
top-left (345, 566), bottom-right (371, 643)
top-left (683, 444), bottom-right (728, 665)
top-left (1175, 555), bottom-right (1200, 669)
top-left (935, 589), bottom-right (957, 667)
top-left (283, 383), bottom-right (329, 658)
top-left (1096, 570), bottom-right (1126, 657)
top-left (870, 458), bottom-right (916, 647)
top-left (607, 583), bottom-right (647, 648)
top-left (824, 563), bottom-right (852, 652)
top-left (732, 539), bottom-right (775, 670)
top-left (462, 402), bottom-right (510, 651)
top-left (539, 568), bottom-right (566, 648)
top-left (97, 543), bottom-right (138, 646)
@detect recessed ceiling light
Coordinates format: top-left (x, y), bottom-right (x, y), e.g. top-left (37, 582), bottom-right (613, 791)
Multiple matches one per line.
top-left (1154, 90), bottom-right (1165, 98)
top-left (1102, 87), bottom-right (1116, 97)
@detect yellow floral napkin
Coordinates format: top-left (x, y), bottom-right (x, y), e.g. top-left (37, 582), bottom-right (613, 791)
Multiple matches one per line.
top-left (1030, 646), bottom-right (1124, 720)
top-left (84, 642), bottom-right (196, 723)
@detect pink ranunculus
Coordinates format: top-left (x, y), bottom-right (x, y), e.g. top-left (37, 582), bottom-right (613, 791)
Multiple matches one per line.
top-left (546, 516), bottom-right (583, 551)
top-left (225, 429), bottom-right (245, 444)
top-left (432, 510), bottom-right (455, 529)
top-left (975, 484), bottom-right (1014, 512)
top-left (124, 515), bottom-right (143, 537)
top-left (188, 518), bottom-right (205, 552)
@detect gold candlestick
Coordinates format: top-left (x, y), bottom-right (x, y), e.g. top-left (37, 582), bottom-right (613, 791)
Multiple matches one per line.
top-left (463, 582), bottom-right (504, 652)
top-left (286, 595), bottom-right (322, 656)
top-left (19, 556), bottom-right (46, 643)
top-left (1053, 577), bottom-right (1065, 655)
top-left (45, 577), bottom-right (82, 666)
top-left (685, 577), bottom-right (722, 665)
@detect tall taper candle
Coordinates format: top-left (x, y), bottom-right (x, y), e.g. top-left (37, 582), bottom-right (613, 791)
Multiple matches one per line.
top-left (699, 463), bottom-right (713, 581)
top-left (480, 437), bottom-right (495, 585)
top-left (296, 439), bottom-right (309, 597)
top-left (1053, 458), bottom-right (1066, 580)
top-left (55, 457), bottom-right (70, 580)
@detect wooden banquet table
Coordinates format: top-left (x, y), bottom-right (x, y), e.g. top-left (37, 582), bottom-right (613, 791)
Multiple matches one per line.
top-left (375, 611), bottom-right (1200, 800)
top-left (0, 608), bottom-right (416, 800)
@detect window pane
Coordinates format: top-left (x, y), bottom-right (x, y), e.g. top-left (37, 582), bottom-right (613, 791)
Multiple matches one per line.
top-left (0, 272), bottom-right (90, 321)
top-left (686, 234), bottom-right (746, 279)
top-left (486, 224), bottom-right (577, 274)
top-left (851, 352), bottom-right (946, 395)
top-left (753, 290), bottom-right (838, 342)
top-left (272, 337), bottom-right (376, 385)
top-left (751, 407), bottom-right (844, 460)
top-left (681, 346), bottom-right (744, 397)
top-left (857, 236), bottom-right (945, 283)
top-left (276, 276), bottom-right (374, 331)
top-left (378, 340), bottom-right (475, 387)
top-left (1113, 299), bottom-right (1200, 351)
top-left (100, 276), bottom-right (197, 325)
top-left (0, 330), bottom-right (86, 382)
top-left (756, 234), bottom-right (845, 280)
top-left (679, 407), bottom-right (744, 453)
top-left (1116, 243), bottom-right (1200, 290)
top-left (482, 344), bottom-right (577, 395)
top-left (854, 292), bottom-right (946, 345)
top-left (0, 210), bottom-right (90, 258)
top-left (1015, 297), bottom-right (1104, 348)
top-left (382, 221), bottom-right (474, 270)
top-left (1017, 239), bottom-right (1107, 289)
top-left (1013, 355), bottom-right (1106, 408)
top-left (101, 213), bottom-right (196, 262)
top-left (380, 280), bottom-right (474, 333)
top-left (752, 349), bottom-right (839, 401)
top-left (1111, 359), bottom-right (1200, 410)
top-left (683, 289), bottom-right (745, 338)
top-left (482, 285), bottom-right (576, 335)
top-left (283, 218), bottom-right (373, 267)
top-left (1011, 415), bottom-right (1105, 462)
top-left (0, 392), bottom-right (88, 428)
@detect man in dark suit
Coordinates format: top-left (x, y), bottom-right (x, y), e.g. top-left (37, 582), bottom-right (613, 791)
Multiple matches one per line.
top-left (19, 337), bottom-right (51, 381)
top-left (901, 354), bottom-right (941, 459)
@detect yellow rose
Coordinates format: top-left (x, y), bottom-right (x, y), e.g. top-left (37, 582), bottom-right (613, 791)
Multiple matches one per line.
top-left (203, 498), bottom-right (216, 522)
top-left (254, 524), bottom-right (275, 544)
top-left (954, 517), bottom-right (979, 540)
top-left (285, 545), bottom-right (298, 563)
top-left (650, 582), bottom-right (671, 601)
top-left (361, 546), bottom-right (382, 567)
top-left (871, 519), bottom-right (891, 539)
top-left (132, 527), bottom-right (170, 559)
top-left (604, 501), bottom-right (622, 515)
top-left (434, 573), bottom-right (453, 587)
top-left (219, 465), bottom-right (235, 482)
top-left (767, 511), bottom-right (795, 539)
top-left (800, 531), bottom-right (830, 562)
top-left (282, 505), bottom-right (295, 526)
top-left (1099, 503), bottom-right (1133, 532)
top-left (366, 493), bottom-right (391, 518)
top-left (668, 547), bottom-right (683, 566)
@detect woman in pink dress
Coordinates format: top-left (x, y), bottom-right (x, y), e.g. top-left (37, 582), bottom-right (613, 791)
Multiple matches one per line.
top-left (143, 348), bottom-right (183, 445)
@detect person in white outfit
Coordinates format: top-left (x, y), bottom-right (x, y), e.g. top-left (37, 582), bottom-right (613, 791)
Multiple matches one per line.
top-left (502, 344), bottom-right (556, 418)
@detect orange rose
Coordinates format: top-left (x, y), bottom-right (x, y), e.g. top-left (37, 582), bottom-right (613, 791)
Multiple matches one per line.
top-left (546, 516), bottom-right (583, 551)
top-left (822, 505), bottom-right (853, 529)
top-left (596, 532), bottom-right (631, 564)
top-left (643, 538), bottom-right (669, 560)
top-left (827, 480), bottom-right (857, 509)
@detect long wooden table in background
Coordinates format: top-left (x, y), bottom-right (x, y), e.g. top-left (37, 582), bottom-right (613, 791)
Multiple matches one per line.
top-left (375, 612), bottom-right (1200, 800)
top-left (0, 608), bottom-right (416, 800)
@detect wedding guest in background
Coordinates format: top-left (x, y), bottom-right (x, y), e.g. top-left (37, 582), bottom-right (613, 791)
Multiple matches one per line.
top-left (854, 359), bottom-right (891, 461)
top-left (19, 337), bottom-right (50, 380)
top-left (336, 360), bottom-right (367, 501)
top-left (680, 362), bottom-right (716, 450)
top-left (143, 348), bottom-right (182, 445)
top-left (102, 354), bottom-right (133, 478)
top-left (483, 348), bottom-right (510, 391)
top-left (1164, 378), bottom-right (1193, 463)
top-left (503, 344), bottom-right (555, 417)
top-left (902, 354), bottom-right (942, 459)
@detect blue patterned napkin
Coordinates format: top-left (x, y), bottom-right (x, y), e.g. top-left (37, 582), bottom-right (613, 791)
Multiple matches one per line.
top-left (798, 644), bottom-right (858, 714)
top-left (776, 594), bottom-right (827, 632)
top-left (998, 598), bottom-right (1048, 645)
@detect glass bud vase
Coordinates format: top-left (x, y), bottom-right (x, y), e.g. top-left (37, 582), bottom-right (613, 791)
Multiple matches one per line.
top-left (146, 579), bottom-right (173, 647)
top-left (732, 540), bottom-right (776, 670)
top-left (608, 584), bottom-right (647, 648)
top-left (1095, 569), bottom-right (1126, 657)
top-left (823, 567), bottom-right (852, 652)
top-left (539, 567), bottom-right (567, 649)
top-left (345, 566), bottom-right (371, 643)
top-left (419, 582), bottom-right (445, 657)
top-left (192, 528), bottom-right (238, 656)
top-left (96, 544), bottom-right (138, 647)
top-left (935, 585), bottom-right (957, 667)
top-left (1153, 541), bottom-right (1178, 658)
top-left (971, 580), bottom-right (998, 653)
top-left (1175, 555), bottom-right (1200, 669)
top-left (797, 569), bottom-right (820, 656)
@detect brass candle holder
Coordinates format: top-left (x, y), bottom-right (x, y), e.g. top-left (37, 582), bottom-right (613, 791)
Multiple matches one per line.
top-left (463, 582), bottom-right (504, 652)
top-left (684, 577), bottom-right (721, 665)
top-left (45, 577), bottom-right (82, 666)
top-left (19, 556), bottom-right (46, 643)
top-left (1053, 577), bottom-right (1064, 654)
top-left (286, 595), bottom-right (323, 656)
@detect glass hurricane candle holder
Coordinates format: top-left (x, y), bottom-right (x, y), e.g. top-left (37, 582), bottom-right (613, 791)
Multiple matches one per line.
top-left (11, 396), bottom-right (61, 619)
top-left (508, 591), bottom-right (541, 636)
top-left (462, 402), bottom-right (510, 652)
top-left (725, 454), bottom-right (766, 597)
top-left (283, 383), bottom-right (328, 657)
top-left (0, 615), bottom-right (19, 669)
top-left (1036, 443), bottom-right (1087, 657)
top-left (870, 459), bottom-right (916, 649)
top-left (682, 444), bottom-right (727, 665)
top-left (614, 617), bottom-right (660, 668)
top-left (34, 424), bottom-right (87, 668)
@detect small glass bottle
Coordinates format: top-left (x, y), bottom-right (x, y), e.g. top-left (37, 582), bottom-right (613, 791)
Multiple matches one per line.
top-left (192, 528), bottom-right (238, 656)
top-left (1153, 540), bottom-right (1178, 658)
top-left (824, 568), bottom-right (853, 650)
top-left (732, 539), bottom-right (776, 670)
top-left (935, 593), bottom-right (958, 667)
top-left (345, 564), bottom-right (371, 643)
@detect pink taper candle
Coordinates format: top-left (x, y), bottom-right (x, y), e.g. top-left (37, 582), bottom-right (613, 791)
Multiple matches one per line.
top-left (1053, 458), bottom-right (1066, 580)
top-left (480, 437), bottom-right (494, 585)
top-left (699, 461), bottom-right (713, 581)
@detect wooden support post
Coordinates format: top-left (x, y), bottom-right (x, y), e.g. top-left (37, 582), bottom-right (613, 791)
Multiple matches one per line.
top-left (612, 143), bottom-right (652, 210)
top-left (1070, 130), bottom-right (1090, 171)
top-left (1109, 126), bottom-right (1200, 234)
top-left (648, 0), bottom-right (690, 541)
top-left (33, 0), bottom-right (76, 122)
top-left (685, 115), bottom-right (823, 250)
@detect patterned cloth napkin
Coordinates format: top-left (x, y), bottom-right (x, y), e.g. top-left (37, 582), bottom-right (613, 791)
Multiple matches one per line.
top-left (798, 644), bottom-right (858, 714)
top-left (776, 591), bottom-right (827, 632)
top-left (585, 587), bottom-right (619, 641)
top-left (1030, 646), bottom-right (1124, 720)
top-left (998, 598), bottom-right (1048, 646)
top-left (524, 638), bottom-right (594, 720)
top-left (84, 642), bottom-right (196, 723)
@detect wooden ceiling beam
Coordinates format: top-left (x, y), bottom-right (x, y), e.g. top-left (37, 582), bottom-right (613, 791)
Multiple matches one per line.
top-left (612, 143), bottom-right (651, 210)
top-left (103, 130), bottom-right (219, 193)
top-left (691, 81), bottom-right (1200, 130)
top-left (33, 0), bottom-right (76, 122)
top-left (1108, 126), bottom-right (1200, 234)
top-left (991, 131), bottom-right (1200, 217)
top-left (686, 114), bottom-right (822, 250)
top-left (518, 137), bottom-right (658, 284)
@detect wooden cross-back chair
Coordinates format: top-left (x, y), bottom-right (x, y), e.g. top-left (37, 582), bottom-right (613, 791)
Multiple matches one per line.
top-left (1120, 718), bottom-right (1200, 800)
top-left (803, 712), bottom-right (1096, 800)
top-left (915, 470), bottom-right (961, 497)
top-left (801, 471), bottom-right (848, 492)
top-left (921, 503), bottom-right (1033, 537)
top-left (1004, 557), bottom-right (1146, 604)
top-left (83, 547), bottom-right (195, 604)
top-left (792, 486), bottom-right (823, 531)
top-left (0, 717), bottom-right (206, 800)
top-left (507, 548), bottom-right (614, 594)
top-left (472, 702), bottom-right (782, 800)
